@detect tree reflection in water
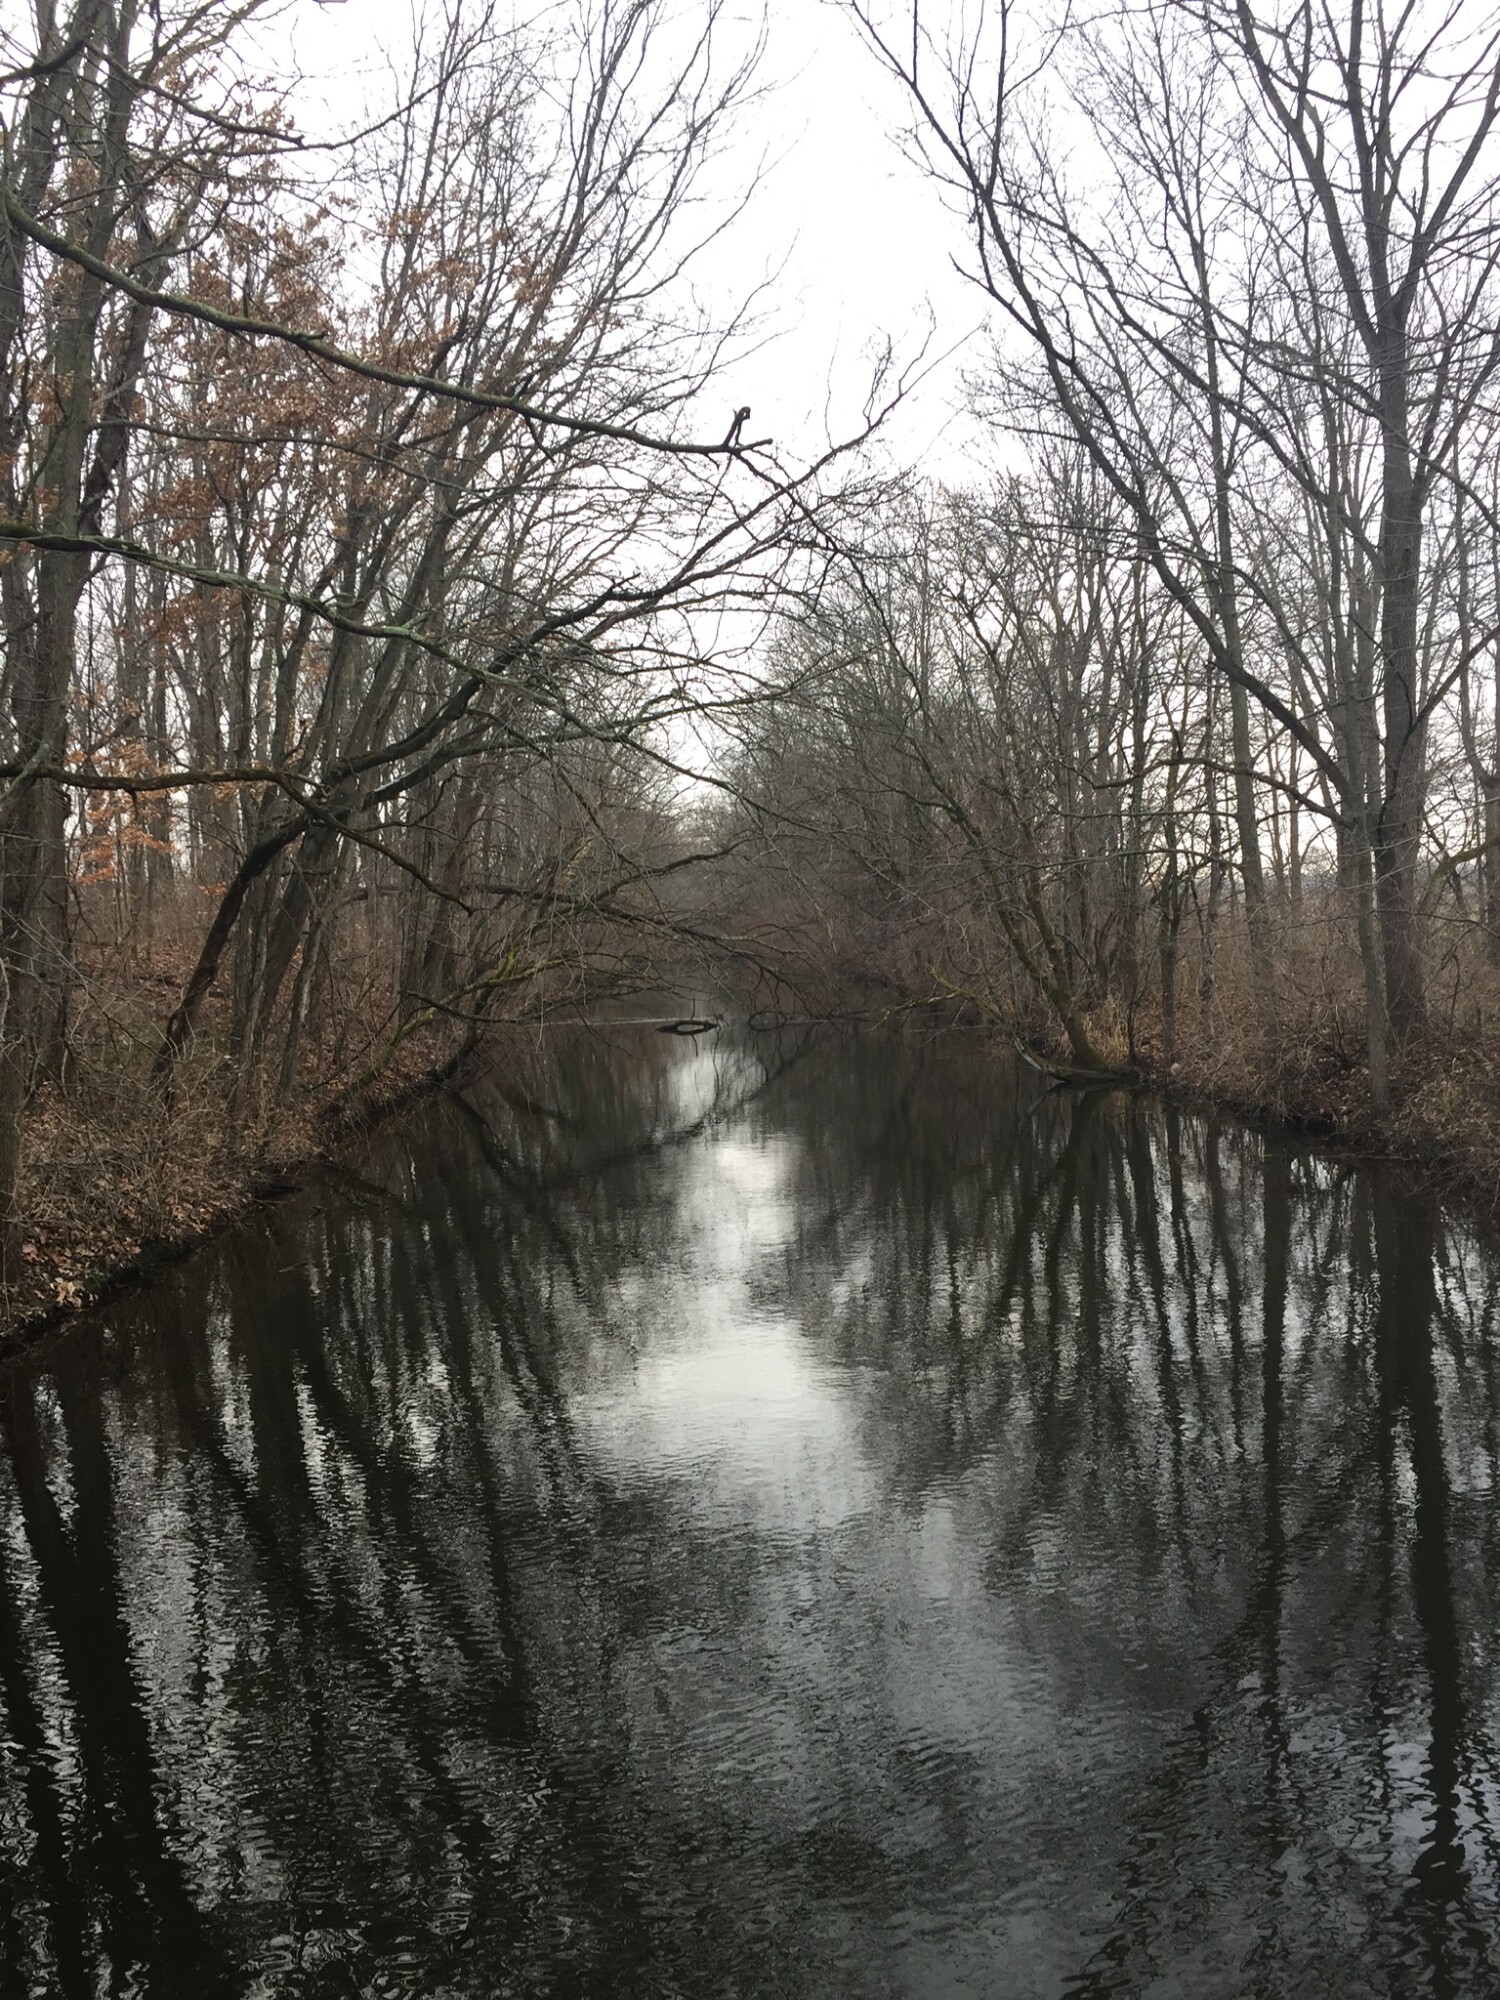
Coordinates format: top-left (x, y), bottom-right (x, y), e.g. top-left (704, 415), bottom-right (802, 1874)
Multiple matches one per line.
top-left (0, 1027), bottom-right (1496, 1997)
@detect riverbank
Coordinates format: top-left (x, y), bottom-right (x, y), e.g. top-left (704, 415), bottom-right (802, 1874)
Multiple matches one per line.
top-left (0, 977), bottom-right (474, 1350)
top-left (8, 968), bottom-right (1500, 1352)
top-left (0, 937), bottom-right (731, 1347)
top-left (778, 963), bottom-right (1500, 1218)
top-left (1136, 1039), bottom-right (1500, 1207)
top-left (1026, 994), bottom-right (1500, 1221)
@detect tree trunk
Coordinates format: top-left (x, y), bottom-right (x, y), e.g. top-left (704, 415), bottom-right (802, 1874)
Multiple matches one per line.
top-left (1374, 332), bottom-right (1429, 1053)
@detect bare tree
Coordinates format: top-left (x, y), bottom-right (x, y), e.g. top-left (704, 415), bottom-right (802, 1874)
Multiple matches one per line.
top-left (0, 0), bottom-right (893, 1277)
top-left (842, 0), bottom-right (1500, 1106)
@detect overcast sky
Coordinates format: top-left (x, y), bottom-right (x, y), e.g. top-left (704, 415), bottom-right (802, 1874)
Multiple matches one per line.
top-left (273, 0), bottom-right (992, 482)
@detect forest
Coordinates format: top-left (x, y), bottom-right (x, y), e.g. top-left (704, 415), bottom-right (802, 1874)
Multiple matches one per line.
top-left (2, 0), bottom-right (1500, 1322)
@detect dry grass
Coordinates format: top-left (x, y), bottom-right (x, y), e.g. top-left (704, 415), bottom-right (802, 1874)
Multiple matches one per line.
top-left (1135, 902), bottom-right (1500, 1215)
top-left (816, 881), bottom-right (1500, 1214)
top-left (0, 917), bottom-right (462, 1341)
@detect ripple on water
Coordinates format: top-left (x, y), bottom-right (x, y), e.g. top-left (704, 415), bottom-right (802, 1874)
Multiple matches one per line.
top-left (0, 1031), bottom-right (1497, 1997)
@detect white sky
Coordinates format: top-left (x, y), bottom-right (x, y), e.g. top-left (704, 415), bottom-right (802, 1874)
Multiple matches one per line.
top-left (271, 0), bottom-right (993, 482)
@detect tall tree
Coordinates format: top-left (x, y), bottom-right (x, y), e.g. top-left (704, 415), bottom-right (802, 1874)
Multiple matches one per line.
top-left (847, 0), bottom-right (1500, 1098)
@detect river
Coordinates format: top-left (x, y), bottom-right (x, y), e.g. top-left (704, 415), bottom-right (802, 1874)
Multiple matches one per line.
top-left (0, 1027), bottom-right (1496, 1997)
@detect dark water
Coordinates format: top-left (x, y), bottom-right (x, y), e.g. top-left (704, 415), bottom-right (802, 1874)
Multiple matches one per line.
top-left (1, 1029), bottom-right (1498, 1998)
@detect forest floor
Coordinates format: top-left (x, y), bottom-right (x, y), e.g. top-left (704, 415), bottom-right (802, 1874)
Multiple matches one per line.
top-left (0, 933), bottom-right (469, 1349)
top-left (1138, 1031), bottom-right (1500, 1217)
top-left (1072, 937), bottom-right (1500, 1222)
top-left (868, 918), bottom-right (1500, 1220)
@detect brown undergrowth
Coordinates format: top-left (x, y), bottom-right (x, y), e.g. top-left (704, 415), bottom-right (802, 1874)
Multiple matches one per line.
top-left (1097, 915), bottom-right (1500, 1221)
top-left (810, 893), bottom-right (1500, 1219)
top-left (0, 927), bottom-right (469, 1347)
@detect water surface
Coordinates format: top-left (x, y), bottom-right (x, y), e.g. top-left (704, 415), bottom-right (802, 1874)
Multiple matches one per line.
top-left (0, 1029), bottom-right (1497, 1996)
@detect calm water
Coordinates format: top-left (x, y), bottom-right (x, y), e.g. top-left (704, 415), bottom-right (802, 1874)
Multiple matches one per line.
top-left (0, 1028), bottom-right (1498, 1998)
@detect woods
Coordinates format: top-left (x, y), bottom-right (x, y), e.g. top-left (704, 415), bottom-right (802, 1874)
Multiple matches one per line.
top-left (0, 0), bottom-right (887, 1310)
top-left (2, 0), bottom-right (1500, 1323)
top-left (732, 0), bottom-right (1500, 1133)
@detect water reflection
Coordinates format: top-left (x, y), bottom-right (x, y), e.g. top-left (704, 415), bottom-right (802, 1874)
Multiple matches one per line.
top-left (0, 1028), bottom-right (1497, 1996)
